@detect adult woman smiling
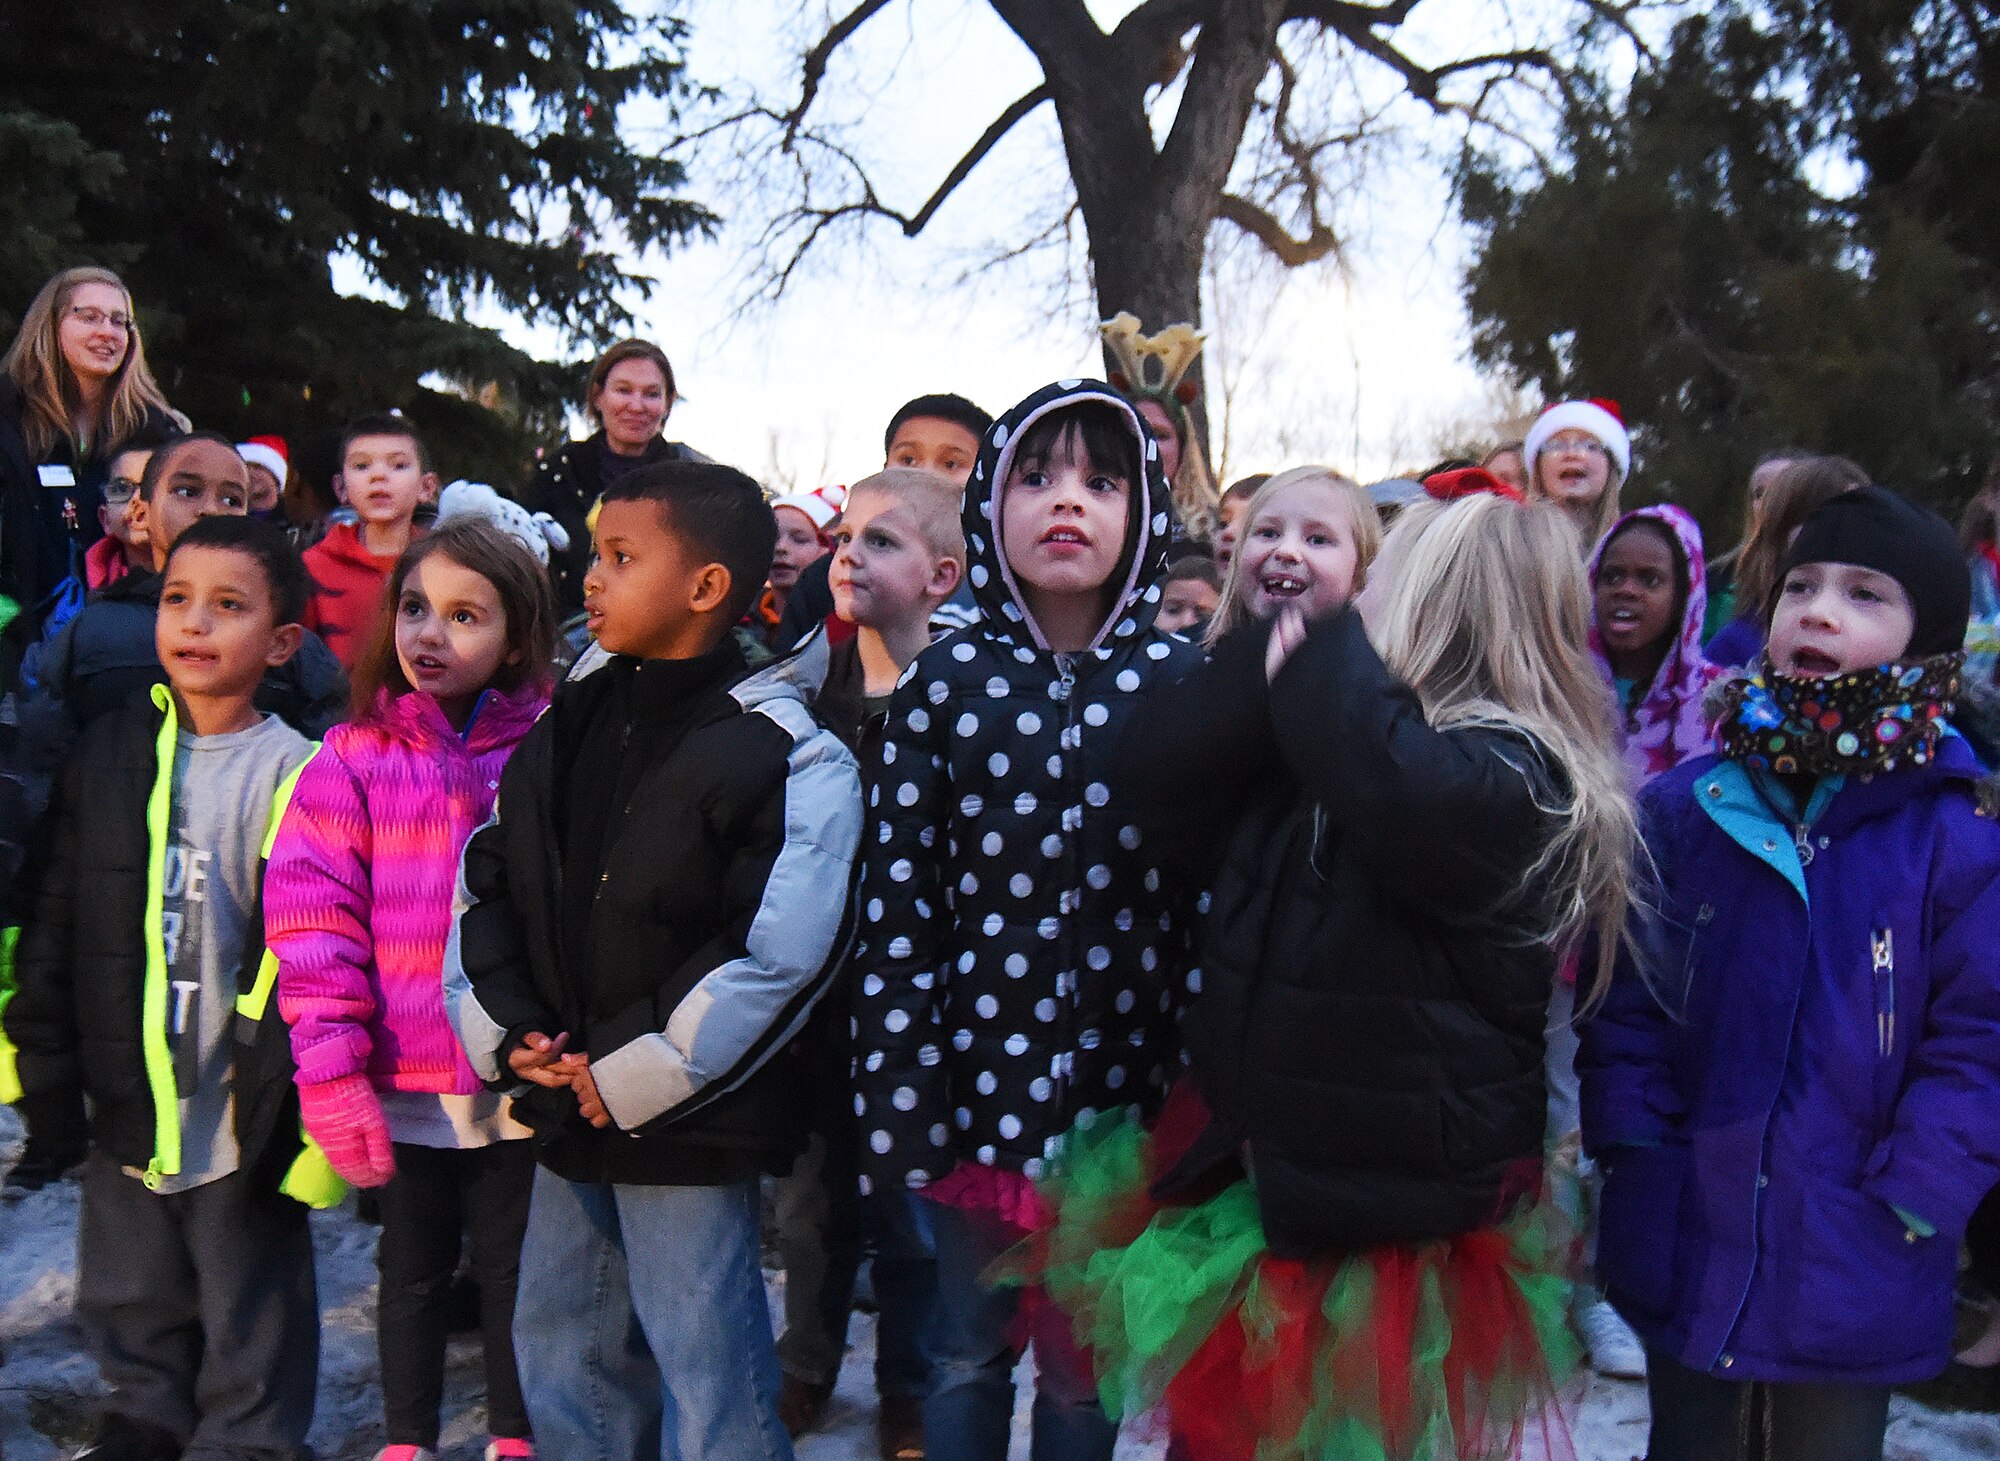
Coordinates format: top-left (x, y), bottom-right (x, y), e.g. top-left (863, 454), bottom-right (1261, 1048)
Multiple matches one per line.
top-left (521, 338), bottom-right (708, 611)
top-left (0, 267), bottom-right (176, 621)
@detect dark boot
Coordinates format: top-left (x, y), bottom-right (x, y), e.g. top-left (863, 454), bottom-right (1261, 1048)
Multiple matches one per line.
top-left (70, 1413), bottom-right (181, 1461)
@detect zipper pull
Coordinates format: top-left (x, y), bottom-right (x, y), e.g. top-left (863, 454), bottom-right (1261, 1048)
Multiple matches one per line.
top-left (1793, 822), bottom-right (1814, 867)
top-left (1872, 928), bottom-right (1895, 1055)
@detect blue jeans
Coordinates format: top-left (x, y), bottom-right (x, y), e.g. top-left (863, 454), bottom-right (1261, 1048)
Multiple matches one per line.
top-left (1643, 1348), bottom-right (1890, 1461)
top-left (924, 1196), bottom-right (1117, 1461)
top-left (775, 1129), bottom-right (935, 1395)
top-left (513, 1169), bottom-right (793, 1461)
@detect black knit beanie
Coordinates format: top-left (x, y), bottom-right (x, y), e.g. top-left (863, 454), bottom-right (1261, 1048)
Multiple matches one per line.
top-left (1778, 485), bottom-right (1969, 659)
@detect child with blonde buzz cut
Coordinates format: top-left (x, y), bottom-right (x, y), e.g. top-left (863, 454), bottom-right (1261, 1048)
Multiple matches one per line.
top-left (772, 465), bottom-right (965, 1452)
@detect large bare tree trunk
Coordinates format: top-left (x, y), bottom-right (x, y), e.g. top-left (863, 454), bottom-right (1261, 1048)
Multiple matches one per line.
top-left (996, 0), bottom-right (1288, 454)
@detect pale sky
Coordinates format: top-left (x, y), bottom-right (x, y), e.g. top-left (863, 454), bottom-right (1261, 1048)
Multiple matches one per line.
top-left (427, 0), bottom-right (1613, 489)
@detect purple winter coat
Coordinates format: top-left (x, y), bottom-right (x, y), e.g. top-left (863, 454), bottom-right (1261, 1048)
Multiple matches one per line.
top-left (1580, 736), bottom-right (2000, 1384)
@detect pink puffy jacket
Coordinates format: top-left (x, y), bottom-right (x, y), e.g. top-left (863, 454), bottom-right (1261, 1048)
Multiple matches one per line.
top-left (266, 684), bottom-right (547, 1094)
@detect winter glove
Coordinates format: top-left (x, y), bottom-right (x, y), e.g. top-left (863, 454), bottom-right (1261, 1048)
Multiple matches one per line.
top-left (297, 1074), bottom-right (396, 1189)
top-left (6, 1086), bottom-right (88, 1192)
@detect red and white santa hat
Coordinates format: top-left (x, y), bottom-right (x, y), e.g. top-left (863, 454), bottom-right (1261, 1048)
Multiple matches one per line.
top-left (771, 484), bottom-right (848, 533)
top-left (236, 434), bottom-right (289, 484)
top-left (1523, 399), bottom-right (1630, 481)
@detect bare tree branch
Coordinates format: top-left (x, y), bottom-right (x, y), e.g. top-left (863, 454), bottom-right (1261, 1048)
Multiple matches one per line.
top-left (1216, 194), bottom-right (1339, 265)
top-left (899, 87), bottom-right (1052, 235)
top-left (782, 0), bottom-right (895, 147)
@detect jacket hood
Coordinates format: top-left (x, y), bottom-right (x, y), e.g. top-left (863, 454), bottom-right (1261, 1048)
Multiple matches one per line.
top-left (369, 680), bottom-right (548, 754)
top-left (311, 520), bottom-right (397, 569)
top-left (962, 379), bottom-right (1174, 653)
top-left (1589, 503), bottom-right (1724, 781)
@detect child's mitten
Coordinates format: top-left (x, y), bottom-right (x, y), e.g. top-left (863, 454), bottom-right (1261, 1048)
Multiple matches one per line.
top-left (297, 1074), bottom-right (396, 1188)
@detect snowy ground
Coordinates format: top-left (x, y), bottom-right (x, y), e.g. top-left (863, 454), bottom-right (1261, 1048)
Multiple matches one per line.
top-left (3, 1107), bottom-right (1997, 1460)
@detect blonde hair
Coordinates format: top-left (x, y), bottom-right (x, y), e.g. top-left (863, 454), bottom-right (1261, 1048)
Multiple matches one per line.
top-left (1530, 452), bottom-right (1625, 547)
top-left (845, 467), bottom-right (966, 565)
top-left (1369, 493), bottom-right (1640, 1004)
top-left (2, 267), bottom-right (171, 458)
top-left (1205, 466), bottom-right (1382, 646)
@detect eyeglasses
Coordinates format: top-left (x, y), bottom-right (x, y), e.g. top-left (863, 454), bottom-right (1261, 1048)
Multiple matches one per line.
top-left (1546, 437), bottom-right (1609, 459)
top-left (103, 476), bottom-right (143, 504)
top-left (67, 305), bottom-right (133, 333)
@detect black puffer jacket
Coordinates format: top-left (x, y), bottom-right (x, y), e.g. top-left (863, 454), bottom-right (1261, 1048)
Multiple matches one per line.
top-left (851, 379), bottom-right (1202, 1194)
top-left (4, 694), bottom-right (314, 1193)
top-left (1126, 611), bottom-right (1563, 1259)
top-left (446, 635), bottom-right (862, 1186)
top-left (519, 431), bottom-right (710, 612)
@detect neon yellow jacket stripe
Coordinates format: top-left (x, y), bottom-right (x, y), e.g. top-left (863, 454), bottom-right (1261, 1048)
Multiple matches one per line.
top-left (140, 687), bottom-right (315, 1189)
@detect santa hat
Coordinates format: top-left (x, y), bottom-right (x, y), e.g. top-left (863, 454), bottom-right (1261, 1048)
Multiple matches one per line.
top-left (1422, 466), bottom-right (1523, 504)
top-left (771, 484), bottom-right (848, 533)
top-left (237, 435), bottom-right (289, 484)
top-left (1523, 399), bottom-right (1631, 481)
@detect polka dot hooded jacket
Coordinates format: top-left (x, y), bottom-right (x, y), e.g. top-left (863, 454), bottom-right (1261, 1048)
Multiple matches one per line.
top-left (851, 378), bottom-right (1202, 1194)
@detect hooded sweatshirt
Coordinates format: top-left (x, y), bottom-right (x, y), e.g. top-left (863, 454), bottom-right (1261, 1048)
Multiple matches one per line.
top-left (850, 378), bottom-right (1202, 1199)
top-left (1589, 504), bottom-right (1724, 783)
top-left (301, 522), bottom-right (401, 667)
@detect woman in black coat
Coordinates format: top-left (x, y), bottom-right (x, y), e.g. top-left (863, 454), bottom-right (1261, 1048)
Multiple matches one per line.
top-left (1038, 490), bottom-right (1641, 1461)
top-left (0, 266), bottom-right (177, 635)
top-left (519, 338), bottom-right (709, 612)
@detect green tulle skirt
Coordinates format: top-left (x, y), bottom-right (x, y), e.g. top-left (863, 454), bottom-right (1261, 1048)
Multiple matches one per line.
top-left (1020, 1098), bottom-right (1580, 1461)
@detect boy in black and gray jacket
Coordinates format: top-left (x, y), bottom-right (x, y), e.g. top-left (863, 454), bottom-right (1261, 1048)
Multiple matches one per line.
top-left (445, 460), bottom-right (862, 1461)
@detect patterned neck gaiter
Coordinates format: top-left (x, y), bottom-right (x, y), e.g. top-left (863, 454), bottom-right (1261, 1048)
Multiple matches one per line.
top-left (1717, 653), bottom-right (1962, 775)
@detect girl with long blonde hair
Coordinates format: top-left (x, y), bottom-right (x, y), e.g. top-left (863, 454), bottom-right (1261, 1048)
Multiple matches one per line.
top-left (1033, 489), bottom-right (1639, 1461)
top-left (0, 266), bottom-right (175, 616)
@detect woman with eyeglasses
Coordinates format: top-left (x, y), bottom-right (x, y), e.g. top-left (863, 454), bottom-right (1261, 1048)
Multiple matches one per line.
top-left (0, 266), bottom-right (179, 632)
top-left (1523, 397), bottom-right (1634, 549)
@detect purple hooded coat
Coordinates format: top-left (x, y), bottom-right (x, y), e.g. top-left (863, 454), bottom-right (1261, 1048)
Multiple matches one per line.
top-left (1580, 736), bottom-right (2000, 1383)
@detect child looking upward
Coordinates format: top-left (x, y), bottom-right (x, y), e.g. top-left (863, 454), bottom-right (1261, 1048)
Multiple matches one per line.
top-left (6, 515), bottom-right (335, 1460)
top-left (851, 380), bottom-right (1200, 1460)
top-left (446, 459), bottom-right (862, 1461)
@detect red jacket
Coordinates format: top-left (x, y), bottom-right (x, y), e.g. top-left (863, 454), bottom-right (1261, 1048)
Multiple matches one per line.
top-left (302, 522), bottom-right (399, 668)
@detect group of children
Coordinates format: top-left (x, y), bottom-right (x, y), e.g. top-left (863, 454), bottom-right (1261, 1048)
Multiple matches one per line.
top-left (0, 307), bottom-right (1998, 1461)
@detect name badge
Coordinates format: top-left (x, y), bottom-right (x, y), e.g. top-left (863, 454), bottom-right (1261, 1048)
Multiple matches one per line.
top-left (37, 464), bottom-right (76, 488)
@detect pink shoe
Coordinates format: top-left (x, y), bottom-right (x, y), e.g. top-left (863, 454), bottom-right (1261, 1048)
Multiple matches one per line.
top-left (485, 1440), bottom-right (535, 1460)
top-left (375, 1448), bottom-right (437, 1461)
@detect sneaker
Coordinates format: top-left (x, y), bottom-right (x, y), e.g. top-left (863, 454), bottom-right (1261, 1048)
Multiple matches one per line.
top-left (375, 1448), bottom-right (437, 1461)
top-left (485, 1441), bottom-right (535, 1460)
top-left (778, 1372), bottom-right (836, 1437)
top-left (71, 1415), bottom-right (181, 1461)
top-left (1578, 1299), bottom-right (1647, 1379)
top-left (878, 1393), bottom-right (925, 1460)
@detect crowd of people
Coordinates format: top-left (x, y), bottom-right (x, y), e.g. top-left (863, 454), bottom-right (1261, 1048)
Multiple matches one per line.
top-left (0, 262), bottom-right (1998, 1461)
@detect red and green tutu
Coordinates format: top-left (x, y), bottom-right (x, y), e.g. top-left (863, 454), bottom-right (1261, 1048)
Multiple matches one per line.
top-left (1018, 1087), bottom-right (1580, 1461)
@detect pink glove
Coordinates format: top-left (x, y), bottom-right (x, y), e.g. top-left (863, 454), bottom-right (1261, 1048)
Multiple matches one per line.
top-left (297, 1074), bottom-right (397, 1188)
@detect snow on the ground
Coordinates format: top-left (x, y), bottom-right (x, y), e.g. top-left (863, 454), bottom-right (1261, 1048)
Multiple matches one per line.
top-left (3, 1107), bottom-right (1996, 1459)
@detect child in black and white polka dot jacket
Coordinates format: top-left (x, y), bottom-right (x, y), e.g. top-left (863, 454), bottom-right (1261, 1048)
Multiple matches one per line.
top-left (849, 379), bottom-right (1202, 1457)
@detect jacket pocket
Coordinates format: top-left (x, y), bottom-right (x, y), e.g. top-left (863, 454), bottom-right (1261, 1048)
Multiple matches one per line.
top-left (1596, 1141), bottom-right (1688, 1322)
top-left (1785, 1180), bottom-right (1951, 1371)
